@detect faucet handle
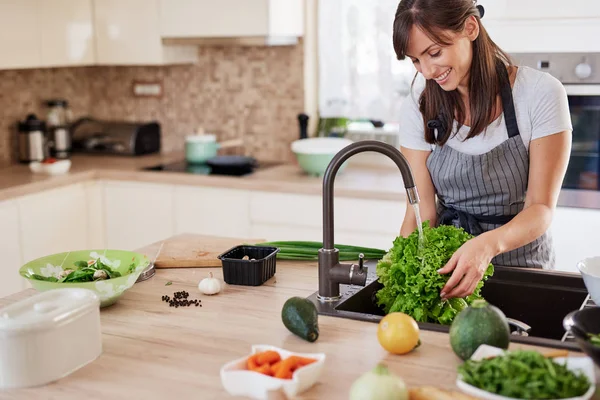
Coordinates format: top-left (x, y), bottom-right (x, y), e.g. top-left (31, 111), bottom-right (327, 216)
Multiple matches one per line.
top-left (358, 253), bottom-right (364, 271)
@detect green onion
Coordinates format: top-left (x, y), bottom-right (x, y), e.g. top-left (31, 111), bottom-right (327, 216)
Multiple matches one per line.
top-left (251, 241), bottom-right (387, 261)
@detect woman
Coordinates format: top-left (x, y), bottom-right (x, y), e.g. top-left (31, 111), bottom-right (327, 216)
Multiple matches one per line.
top-left (394, 0), bottom-right (572, 300)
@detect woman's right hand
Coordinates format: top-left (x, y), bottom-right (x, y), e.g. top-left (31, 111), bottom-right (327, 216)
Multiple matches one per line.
top-left (399, 147), bottom-right (438, 237)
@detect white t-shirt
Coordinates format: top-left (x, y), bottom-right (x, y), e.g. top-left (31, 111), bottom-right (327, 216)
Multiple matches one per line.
top-left (398, 66), bottom-right (573, 155)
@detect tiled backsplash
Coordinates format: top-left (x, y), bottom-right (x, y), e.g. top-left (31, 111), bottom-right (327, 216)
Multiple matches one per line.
top-left (0, 43), bottom-right (304, 168)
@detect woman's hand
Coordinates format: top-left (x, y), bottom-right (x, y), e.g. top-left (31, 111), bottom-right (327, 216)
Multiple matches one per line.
top-left (437, 233), bottom-right (497, 300)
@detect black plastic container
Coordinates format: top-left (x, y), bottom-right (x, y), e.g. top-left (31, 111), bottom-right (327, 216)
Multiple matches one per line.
top-left (218, 245), bottom-right (279, 286)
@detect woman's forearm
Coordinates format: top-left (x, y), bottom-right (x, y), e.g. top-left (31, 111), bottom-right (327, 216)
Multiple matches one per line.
top-left (483, 204), bottom-right (553, 256)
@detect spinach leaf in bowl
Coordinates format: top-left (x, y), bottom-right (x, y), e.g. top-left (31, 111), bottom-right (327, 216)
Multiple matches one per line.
top-left (458, 350), bottom-right (591, 399)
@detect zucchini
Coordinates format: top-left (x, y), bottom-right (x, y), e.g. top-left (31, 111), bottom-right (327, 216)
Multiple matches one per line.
top-left (252, 241), bottom-right (387, 261)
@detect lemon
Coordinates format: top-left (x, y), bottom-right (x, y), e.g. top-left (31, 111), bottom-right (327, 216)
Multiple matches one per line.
top-left (377, 312), bottom-right (420, 355)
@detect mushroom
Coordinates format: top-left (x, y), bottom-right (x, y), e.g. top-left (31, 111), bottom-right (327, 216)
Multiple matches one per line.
top-left (93, 270), bottom-right (108, 280)
top-left (58, 269), bottom-right (74, 279)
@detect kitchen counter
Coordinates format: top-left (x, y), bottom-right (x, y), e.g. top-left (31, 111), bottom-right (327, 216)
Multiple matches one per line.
top-left (0, 153), bottom-right (408, 203)
top-left (0, 233), bottom-right (598, 399)
top-left (1, 153), bottom-right (598, 210)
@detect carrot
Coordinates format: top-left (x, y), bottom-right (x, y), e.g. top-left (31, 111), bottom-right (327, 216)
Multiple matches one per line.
top-left (256, 350), bottom-right (281, 366)
top-left (246, 354), bottom-right (260, 370)
top-left (245, 351), bottom-right (318, 380)
top-left (271, 360), bottom-right (282, 374)
top-left (275, 356), bottom-right (297, 379)
top-left (254, 363), bottom-right (273, 376)
top-left (291, 356), bottom-right (317, 367)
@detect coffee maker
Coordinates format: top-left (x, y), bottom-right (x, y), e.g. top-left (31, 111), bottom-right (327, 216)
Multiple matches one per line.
top-left (18, 114), bottom-right (47, 163)
top-left (45, 99), bottom-right (72, 159)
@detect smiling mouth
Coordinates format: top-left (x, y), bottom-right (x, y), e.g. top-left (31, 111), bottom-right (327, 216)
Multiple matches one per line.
top-left (434, 68), bottom-right (452, 81)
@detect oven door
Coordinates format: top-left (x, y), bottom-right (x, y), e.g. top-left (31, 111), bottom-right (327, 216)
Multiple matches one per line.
top-left (563, 85), bottom-right (600, 192)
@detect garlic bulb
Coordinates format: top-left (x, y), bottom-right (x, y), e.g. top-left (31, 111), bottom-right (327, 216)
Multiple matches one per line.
top-left (198, 272), bottom-right (221, 295)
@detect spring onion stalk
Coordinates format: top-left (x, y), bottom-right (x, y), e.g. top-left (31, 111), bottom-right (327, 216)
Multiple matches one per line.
top-left (251, 241), bottom-right (387, 261)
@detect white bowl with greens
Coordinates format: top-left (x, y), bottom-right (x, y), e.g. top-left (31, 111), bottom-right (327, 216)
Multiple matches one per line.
top-left (20, 250), bottom-right (150, 308)
top-left (456, 344), bottom-right (596, 400)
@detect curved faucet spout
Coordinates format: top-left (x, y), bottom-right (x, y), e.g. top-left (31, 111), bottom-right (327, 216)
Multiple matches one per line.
top-left (322, 140), bottom-right (420, 250)
top-left (317, 140), bottom-right (421, 301)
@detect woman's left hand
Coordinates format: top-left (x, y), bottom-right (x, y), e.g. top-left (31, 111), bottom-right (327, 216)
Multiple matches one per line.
top-left (437, 234), bottom-right (497, 300)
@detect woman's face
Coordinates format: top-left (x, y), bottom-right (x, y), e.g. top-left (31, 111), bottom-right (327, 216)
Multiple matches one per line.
top-left (405, 17), bottom-right (479, 93)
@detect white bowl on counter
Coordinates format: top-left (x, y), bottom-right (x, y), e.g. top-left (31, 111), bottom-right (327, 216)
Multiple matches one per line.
top-left (29, 159), bottom-right (71, 175)
top-left (220, 344), bottom-right (326, 400)
top-left (456, 344), bottom-right (596, 400)
top-left (577, 256), bottom-right (600, 305)
top-left (0, 288), bottom-right (102, 389)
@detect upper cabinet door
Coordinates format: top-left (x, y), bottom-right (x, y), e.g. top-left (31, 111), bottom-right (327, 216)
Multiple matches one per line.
top-left (0, 0), bottom-right (41, 69)
top-left (93, 0), bottom-right (163, 65)
top-left (481, 0), bottom-right (600, 20)
top-left (159, 0), bottom-right (303, 38)
top-left (39, 0), bottom-right (95, 67)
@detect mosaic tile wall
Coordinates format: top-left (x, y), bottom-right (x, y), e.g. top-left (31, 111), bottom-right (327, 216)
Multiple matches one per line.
top-left (0, 42), bottom-right (304, 168)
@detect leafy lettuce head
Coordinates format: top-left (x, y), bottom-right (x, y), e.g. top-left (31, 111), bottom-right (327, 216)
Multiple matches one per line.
top-left (375, 223), bottom-right (494, 325)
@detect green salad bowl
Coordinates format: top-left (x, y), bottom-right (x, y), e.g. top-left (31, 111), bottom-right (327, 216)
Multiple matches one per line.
top-left (19, 250), bottom-right (150, 308)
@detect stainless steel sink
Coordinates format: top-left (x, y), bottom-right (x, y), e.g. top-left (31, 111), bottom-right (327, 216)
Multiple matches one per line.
top-left (306, 260), bottom-right (589, 351)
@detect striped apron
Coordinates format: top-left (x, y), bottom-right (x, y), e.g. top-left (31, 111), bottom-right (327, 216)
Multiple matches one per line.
top-left (425, 63), bottom-right (554, 269)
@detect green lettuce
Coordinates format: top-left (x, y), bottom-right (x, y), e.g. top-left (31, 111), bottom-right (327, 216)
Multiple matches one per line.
top-left (375, 222), bottom-right (494, 325)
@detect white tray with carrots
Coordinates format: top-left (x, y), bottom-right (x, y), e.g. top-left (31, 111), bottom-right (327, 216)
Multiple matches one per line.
top-left (220, 344), bottom-right (326, 400)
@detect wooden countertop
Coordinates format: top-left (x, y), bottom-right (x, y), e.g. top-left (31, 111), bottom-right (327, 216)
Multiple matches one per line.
top-left (0, 234), bottom-right (598, 399)
top-left (0, 153), bottom-right (407, 202)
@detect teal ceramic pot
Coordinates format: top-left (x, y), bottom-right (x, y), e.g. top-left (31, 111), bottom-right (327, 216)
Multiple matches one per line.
top-left (291, 137), bottom-right (354, 177)
top-left (19, 250), bottom-right (150, 308)
top-left (186, 134), bottom-right (219, 164)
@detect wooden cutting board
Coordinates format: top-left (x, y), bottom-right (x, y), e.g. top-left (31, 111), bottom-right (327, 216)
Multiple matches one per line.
top-left (153, 234), bottom-right (264, 268)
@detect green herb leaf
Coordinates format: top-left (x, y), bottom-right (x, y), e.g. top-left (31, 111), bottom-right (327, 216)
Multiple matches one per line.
top-left (375, 222), bottom-right (494, 325)
top-left (165, 281), bottom-right (172, 286)
top-left (73, 260), bottom-right (88, 269)
top-left (31, 273), bottom-right (58, 282)
top-left (457, 350), bottom-right (591, 398)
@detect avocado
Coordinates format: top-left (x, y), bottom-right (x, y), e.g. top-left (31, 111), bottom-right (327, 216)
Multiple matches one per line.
top-left (281, 297), bottom-right (319, 342)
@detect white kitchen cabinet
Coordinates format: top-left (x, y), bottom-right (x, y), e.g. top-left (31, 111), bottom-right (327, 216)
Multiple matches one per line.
top-left (0, 200), bottom-right (25, 298)
top-left (477, 0), bottom-right (600, 53)
top-left (483, 19), bottom-right (600, 53)
top-left (84, 179), bottom-right (106, 249)
top-left (103, 181), bottom-right (175, 251)
top-left (480, 0), bottom-right (600, 20)
top-left (174, 185), bottom-right (251, 239)
top-left (17, 184), bottom-right (89, 263)
top-left (93, 0), bottom-right (197, 65)
top-left (0, 0), bottom-right (41, 69)
top-left (249, 191), bottom-right (405, 250)
top-left (159, 0), bottom-right (303, 44)
top-left (550, 206), bottom-right (600, 274)
top-left (39, 0), bottom-right (95, 67)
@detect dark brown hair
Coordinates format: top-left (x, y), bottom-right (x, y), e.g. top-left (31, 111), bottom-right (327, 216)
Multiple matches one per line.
top-left (393, 0), bottom-right (513, 145)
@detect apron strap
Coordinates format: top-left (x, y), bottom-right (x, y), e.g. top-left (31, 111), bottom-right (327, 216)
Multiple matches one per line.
top-left (438, 205), bottom-right (516, 235)
top-left (497, 60), bottom-right (521, 139)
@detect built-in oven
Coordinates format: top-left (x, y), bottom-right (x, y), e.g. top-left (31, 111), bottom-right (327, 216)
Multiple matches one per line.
top-left (511, 52), bottom-right (600, 209)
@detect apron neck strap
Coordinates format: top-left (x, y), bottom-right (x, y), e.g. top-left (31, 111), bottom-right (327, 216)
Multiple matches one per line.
top-left (497, 60), bottom-right (521, 139)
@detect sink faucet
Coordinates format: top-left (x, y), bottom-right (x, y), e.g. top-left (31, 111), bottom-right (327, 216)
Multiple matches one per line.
top-left (317, 140), bottom-right (420, 301)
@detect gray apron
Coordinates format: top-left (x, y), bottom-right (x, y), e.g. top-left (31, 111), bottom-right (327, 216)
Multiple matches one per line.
top-left (425, 62), bottom-right (554, 269)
